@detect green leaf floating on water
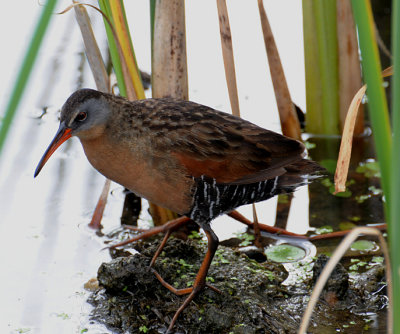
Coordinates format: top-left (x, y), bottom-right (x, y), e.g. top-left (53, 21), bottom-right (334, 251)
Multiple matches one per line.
top-left (339, 221), bottom-right (357, 231)
top-left (321, 178), bottom-right (353, 197)
top-left (265, 244), bottom-right (306, 263)
top-left (371, 256), bottom-right (384, 264)
top-left (315, 225), bottom-right (334, 234)
top-left (356, 161), bottom-right (381, 178)
top-left (350, 240), bottom-right (377, 252)
top-left (330, 185), bottom-right (352, 197)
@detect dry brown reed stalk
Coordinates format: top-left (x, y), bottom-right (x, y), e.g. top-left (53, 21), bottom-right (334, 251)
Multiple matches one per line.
top-left (74, 4), bottom-right (110, 93)
top-left (73, 4), bottom-right (112, 229)
top-left (298, 227), bottom-right (392, 334)
top-left (334, 85), bottom-right (366, 193)
top-left (337, 0), bottom-right (364, 135)
top-left (257, 0), bottom-right (302, 234)
top-left (150, 0), bottom-right (188, 224)
top-left (335, 66), bottom-right (393, 194)
top-left (215, 1), bottom-right (270, 234)
top-left (152, 0), bottom-right (188, 100)
top-left (257, 0), bottom-right (301, 140)
top-left (216, 0), bottom-right (240, 117)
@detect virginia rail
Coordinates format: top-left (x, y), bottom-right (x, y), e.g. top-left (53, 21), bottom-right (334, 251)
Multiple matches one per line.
top-left (35, 89), bottom-right (322, 331)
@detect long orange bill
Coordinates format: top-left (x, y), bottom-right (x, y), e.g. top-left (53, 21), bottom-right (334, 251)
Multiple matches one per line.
top-left (34, 123), bottom-right (72, 177)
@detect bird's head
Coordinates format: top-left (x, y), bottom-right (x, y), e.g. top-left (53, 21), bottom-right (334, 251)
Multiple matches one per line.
top-left (34, 88), bottom-right (111, 177)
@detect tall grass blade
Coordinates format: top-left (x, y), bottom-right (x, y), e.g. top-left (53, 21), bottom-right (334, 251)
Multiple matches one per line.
top-left (150, 0), bottom-right (156, 56)
top-left (350, 0), bottom-right (391, 211)
top-left (98, 0), bottom-right (127, 96)
top-left (302, 0), bottom-right (340, 135)
top-left (391, 0), bottom-right (400, 331)
top-left (0, 0), bottom-right (59, 157)
top-left (351, 1), bottom-right (394, 330)
top-left (109, 0), bottom-right (145, 99)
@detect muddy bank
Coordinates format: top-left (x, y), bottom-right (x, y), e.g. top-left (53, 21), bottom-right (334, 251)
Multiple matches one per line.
top-left (87, 234), bottom-right (387, 334)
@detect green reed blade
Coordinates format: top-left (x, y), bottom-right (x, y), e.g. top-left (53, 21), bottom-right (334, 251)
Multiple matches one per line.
top-left (303, 0), bottom-right (340, 135)
top-left (0, 0), bottom-right (59, 157)
top-left (391, 0), bottom-right (400, 331)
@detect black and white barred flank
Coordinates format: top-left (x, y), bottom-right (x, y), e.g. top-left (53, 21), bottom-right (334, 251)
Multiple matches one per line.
top-left (187, 174), bottom-right (306, 226)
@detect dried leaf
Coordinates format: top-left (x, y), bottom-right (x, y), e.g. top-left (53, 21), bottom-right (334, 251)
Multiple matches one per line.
top-left (74, 4), bottom-right (109, 93)
top-left (334, 66), bottom-right (393, 193)
top-left (299, 227), bottom-right (392, 333)
top-left (334, 84), bottom-right (366, 193)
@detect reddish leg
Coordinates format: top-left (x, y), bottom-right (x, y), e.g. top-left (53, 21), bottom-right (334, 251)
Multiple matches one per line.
top-left (109, 216), bottom-right (220, 295)
top-left (309, 223), bottom-right (387, 240)
top-left (149, 226), bottom-right (221, 296)
top-left (109, 216), bottom-right (191, 249)
top-left (228, 210), bottom-right (307, 238)
top-left (150, 229), bottom-right (172, 267)
top-left (111, 209), bottom-right (305, 251)
top-left (110, 215), bottom-right (220, 295)
top-left (166, 225), bottom-right (219, 333)
top-left (151, 268), bottom-right (221, 295)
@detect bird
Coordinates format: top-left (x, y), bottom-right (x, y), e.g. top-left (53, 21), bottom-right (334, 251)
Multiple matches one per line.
top-left (34, 88), bottom-right (323, 332)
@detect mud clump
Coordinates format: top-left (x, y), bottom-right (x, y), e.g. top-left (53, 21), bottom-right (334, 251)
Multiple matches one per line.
top-left (88, 237), bottom-right (387, 333)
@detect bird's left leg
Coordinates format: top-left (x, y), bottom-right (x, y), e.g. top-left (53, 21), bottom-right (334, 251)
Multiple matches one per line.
top-left (166, 224), bottom-right (219, 332)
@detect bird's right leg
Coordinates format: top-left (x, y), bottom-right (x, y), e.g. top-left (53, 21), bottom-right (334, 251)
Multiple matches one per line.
top-left (165, 226), bottom-right (220, 332)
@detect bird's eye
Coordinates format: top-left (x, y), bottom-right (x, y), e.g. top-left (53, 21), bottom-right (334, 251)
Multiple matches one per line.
top-left (75, 111), bottom-right (87, 122)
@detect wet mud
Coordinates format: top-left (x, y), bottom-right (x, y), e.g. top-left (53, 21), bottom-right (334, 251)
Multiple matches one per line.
top-left (88, 235), bottom-right (387, 333)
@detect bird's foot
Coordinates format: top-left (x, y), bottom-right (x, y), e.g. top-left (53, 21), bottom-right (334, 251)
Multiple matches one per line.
top-left (151, 267), bottom-right (222, 295)
top-left (165, 287), bottom-right (202, 333)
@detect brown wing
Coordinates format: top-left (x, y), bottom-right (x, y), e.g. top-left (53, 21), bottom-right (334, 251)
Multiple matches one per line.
top-left (144, 99), bottom-right (307, 184)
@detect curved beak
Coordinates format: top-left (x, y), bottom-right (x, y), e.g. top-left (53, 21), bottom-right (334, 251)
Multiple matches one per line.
top-left (34, 122), bottom-right (72, 177)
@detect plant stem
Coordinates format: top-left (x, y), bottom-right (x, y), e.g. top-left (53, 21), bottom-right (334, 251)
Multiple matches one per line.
top-left (351, 1), bottom-right (394, 330)
top-left (98, 0), bottom-right (127, 96)
top-left (303, 0), bottom-right (340, 135)
top-left (391, 0), bottom-right (400, 331)
top-left (0, 0), bottom-right (58, 157)
top-left (350, 0), bottom-right (391, 211)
